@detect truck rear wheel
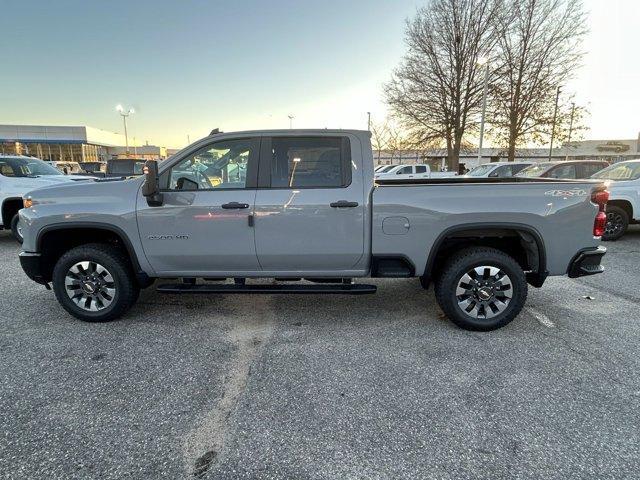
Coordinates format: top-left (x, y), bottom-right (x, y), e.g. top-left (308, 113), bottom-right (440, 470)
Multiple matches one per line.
top-left (52, 244), bottom-right (139, 322)
top-left (434, 247), bottom-right (527, 331)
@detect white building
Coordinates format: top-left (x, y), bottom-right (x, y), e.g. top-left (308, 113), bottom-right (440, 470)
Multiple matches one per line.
top-left (0, 124), bottom-right (168, 162)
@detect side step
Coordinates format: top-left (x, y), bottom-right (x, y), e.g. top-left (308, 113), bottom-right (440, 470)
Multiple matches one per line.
top-left (156, 283), bottom-right (377, 295)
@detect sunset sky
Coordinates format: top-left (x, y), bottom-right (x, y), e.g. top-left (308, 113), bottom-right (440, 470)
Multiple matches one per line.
top-left (1, 0), bottom-right (638, 148)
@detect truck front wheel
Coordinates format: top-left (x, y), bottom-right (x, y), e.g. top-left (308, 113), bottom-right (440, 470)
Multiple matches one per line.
top-left (10, 214), bottom-right (23, 243)
top-left (52, 244), bottom-right (139, 322)
top-left (434, 247), bottom-right (528, 331)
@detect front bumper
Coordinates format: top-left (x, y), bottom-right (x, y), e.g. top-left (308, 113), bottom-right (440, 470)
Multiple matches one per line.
top-left (19, 251), bottom-right (49, 285)
top-left (568, 246), bottom-right (606, 278)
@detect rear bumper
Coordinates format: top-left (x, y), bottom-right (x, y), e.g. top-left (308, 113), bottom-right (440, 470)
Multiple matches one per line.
top-left (568, 246), bottom-right (606, 278)
top-left (19, 251), bottom-right (48, 285)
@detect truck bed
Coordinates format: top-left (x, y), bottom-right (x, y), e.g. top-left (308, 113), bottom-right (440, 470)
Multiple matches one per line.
top-left (372, 178), bottom-right (605, 277)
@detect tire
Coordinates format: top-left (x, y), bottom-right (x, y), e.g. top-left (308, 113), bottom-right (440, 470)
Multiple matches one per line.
top-left (52, 243), bottom-right (139, 322)
top-left (602, 206), bottom-right (628, 241)
top-left (434, 247), bottom-right (528, 331)
top-left (10, 214), bottom-right (23, 244)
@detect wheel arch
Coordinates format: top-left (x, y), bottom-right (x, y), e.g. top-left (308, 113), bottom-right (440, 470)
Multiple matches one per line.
top-left (34, 222), bottom-right (151, 286)
top-left (608, 199), bottom-right (633, 219)
top-left (423, 223), bottom-right (547, 287)
top-left (1, 197), bottom-right (23, 228)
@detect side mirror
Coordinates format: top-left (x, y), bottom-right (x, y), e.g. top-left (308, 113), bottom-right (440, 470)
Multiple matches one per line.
top-left (142, 160), bottom-right (164, 207)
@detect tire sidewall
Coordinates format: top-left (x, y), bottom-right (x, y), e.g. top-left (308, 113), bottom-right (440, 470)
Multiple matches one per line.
top-left (52, 246), bottom-right (133, 322)
top-left (10, 214), bottom-right (23, 244)
top-left (437, 250), bottom-right (527, 331)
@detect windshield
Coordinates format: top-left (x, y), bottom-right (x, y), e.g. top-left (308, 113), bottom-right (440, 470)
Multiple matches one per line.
top-left (466, 164), bottom-right (496, 176)
top-left (515, 163), bottom-right (553, 177)
top-left (0, 157), bottom-right (63, 177)
top-left (377, 165), bottom-right (395, 173)
top-left (591, 161), bottom-right (640, 181)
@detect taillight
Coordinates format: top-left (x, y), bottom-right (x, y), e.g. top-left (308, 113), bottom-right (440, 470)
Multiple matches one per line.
top-left (592, 188), bottom-right (609, 237)
top-left (591, 190), bottom-right (609, 206)
top-left (594, 211), bottom-right (607, 237)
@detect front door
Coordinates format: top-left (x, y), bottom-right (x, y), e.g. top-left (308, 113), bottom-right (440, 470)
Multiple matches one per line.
top-left (137, 137), bottom-right (261, 275)
top-left (253, 135), bottom-right (365, 273)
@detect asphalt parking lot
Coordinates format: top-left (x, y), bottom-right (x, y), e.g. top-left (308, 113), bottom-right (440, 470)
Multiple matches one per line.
top-left (1, 228), bottom-right (639, 479)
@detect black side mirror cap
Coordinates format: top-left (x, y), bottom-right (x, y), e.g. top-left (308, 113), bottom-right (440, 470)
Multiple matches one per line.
top-left (142, 160), bottom-right (164, 207)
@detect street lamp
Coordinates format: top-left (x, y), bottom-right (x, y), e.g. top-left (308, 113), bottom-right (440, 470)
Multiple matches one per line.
top-left (477, 56), bottom-right (490, 164)
top-left (116, 104), bottom-right (135, 156)
top-left (288, 114), bottom-right (294, 129)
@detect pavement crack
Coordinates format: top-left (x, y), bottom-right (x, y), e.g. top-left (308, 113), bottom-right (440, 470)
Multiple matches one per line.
top-left (182, 299), bottom-right (276, 477)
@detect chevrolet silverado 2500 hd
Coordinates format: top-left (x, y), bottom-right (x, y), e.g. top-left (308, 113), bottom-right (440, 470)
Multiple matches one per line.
top-left (18, 130), bottom-right (608, 330)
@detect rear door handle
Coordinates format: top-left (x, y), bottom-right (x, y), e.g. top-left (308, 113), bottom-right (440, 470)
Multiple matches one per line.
top-left (330, 200), bottom-right (359, 208)
top-left (221, 202), bottom-right (250, 209)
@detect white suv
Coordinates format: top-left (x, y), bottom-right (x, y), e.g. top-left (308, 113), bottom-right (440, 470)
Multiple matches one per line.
top-left (591, 159), bottom-right (640, 240)
top-left (0, 155), bottom-right (80, 242)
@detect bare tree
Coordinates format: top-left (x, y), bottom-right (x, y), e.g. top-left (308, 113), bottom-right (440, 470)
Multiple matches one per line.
top-left (370, 121), bottom-right (391, 163)
top-left (491, 0), bottom-right (587, 161)
top-left (385, 0), bottom-right (505, 171)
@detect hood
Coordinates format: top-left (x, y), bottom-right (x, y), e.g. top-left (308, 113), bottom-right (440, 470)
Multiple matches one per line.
top-left (25, 175), bottom-right (142, 200)
top-left (2, 174), bottom-right (84, 198)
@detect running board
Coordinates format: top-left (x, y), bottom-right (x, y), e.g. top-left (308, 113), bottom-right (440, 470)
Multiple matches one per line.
top-left (156, 283), bottom-right (377, 295)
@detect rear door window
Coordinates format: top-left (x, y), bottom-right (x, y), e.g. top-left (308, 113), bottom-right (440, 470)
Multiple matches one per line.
top-left (267, 137), bottom-right (351, 188)
top-left (546, 164), bottom-right (576, 179)
top-left (415, 165), bottom-right (427, 173)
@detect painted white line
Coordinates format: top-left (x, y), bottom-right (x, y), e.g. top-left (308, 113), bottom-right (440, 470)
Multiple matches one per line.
top-left (526, 307), bottom-right (555, 328)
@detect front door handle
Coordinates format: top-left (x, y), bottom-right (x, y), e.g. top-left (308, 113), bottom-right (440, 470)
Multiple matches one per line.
top-left (221, 202), bottom-right (250, 209)
top-left (330, 200), bottom-right (359, 208)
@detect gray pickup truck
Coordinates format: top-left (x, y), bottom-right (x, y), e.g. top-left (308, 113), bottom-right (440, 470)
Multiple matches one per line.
top-left (18, 130), bottom-right (607, 330)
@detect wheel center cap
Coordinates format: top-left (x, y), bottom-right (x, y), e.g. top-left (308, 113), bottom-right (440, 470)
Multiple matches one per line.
top-left (82, 281), bottom-right (97, 294)
top-left (477, 287), bottom-right (492, 301)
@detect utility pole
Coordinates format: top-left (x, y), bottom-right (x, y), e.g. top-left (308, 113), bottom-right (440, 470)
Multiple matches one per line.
top-left (565, 102), bottom-right (575, 161)
top-left (548, 86), bottom-right (561, 161)
top-left (477, 57), bottom-right (490, 164)
top-left (367, 112), bottom-right (371, 131)
top-left (288, 115), bottom-right (294, 129)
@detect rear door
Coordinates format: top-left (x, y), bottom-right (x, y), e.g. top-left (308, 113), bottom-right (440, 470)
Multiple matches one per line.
top-left (415, 165), bottom-right (429, 178)
top-left (253, 135), bottom-right (365, 272)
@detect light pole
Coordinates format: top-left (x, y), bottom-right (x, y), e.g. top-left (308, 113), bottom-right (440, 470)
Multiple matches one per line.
top-left (548, 86), bottom-right (561, 161)
top-left (288, 115), bottom-right (294, 129)
top-left (116, 104), bottom-right (135, 156)
top-left (367, 112), bottom-right (371, 131)
top-left (477, 56), bottom-right (490, 164)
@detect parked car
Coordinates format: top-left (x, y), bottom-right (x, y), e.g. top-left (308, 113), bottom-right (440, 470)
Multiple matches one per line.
top-left (46, 160), bottom-right (83, 175)
top-left (375, 164), bottom-right (457, 180)
top-left (79, 161), bottom-right (107, 174)
top-left (465, 161), bottom-right (534, 178)
top-left (106, 159), bottom-right (147, 177)
top-left (19, 129), bottom-right (607, 331)
top-left (0, 155), bottom-right (82, 242)
top-left (590, 159), bottom-right (640, 240)
top-left (516, 160), bottom-right (609, 179)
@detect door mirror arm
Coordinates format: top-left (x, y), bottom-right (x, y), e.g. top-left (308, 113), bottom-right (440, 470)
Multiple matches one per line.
top-left (142, 160), bottom-right (164, 207)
